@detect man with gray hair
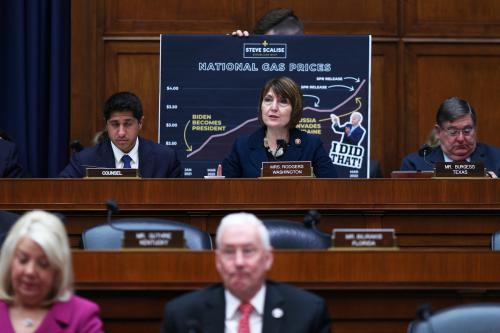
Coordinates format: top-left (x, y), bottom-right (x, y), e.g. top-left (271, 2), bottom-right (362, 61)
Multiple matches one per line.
top-left (160, 212), bottom-right (331, 333)
top-left (400, 96), bottom-right (500, 176)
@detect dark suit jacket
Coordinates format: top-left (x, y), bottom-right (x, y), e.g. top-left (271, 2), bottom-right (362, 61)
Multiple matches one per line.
top-left (222, 127), bottom-right (337, 178)
top-left (59, 137), bottom-right (181, 178)
top-left (160, 281), bottom-right (331, 333)
top-left (333, 123), bottom-right (366, 145)
top-left (0, 139), bottom-right (24, 178)
top-left (400, 143), bottom-right (500, 175)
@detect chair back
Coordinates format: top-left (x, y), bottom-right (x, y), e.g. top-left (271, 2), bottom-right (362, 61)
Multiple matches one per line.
top-left (0, 211), bottom-right (19, 247)
top-left (491, 231), bottom-right (500, 250)
top-left (262, 219), bottom-right (331, 249)
top-left (407, 303), bottom-right (500, 333)
top-left (82, 218), bottom-right (212, 250)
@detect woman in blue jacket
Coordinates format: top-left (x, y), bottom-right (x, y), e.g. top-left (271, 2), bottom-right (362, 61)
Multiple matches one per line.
top-left (222, 76), bottom-right (337, 178)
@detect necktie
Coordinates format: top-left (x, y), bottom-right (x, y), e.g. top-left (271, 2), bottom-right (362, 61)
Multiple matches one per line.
top-left (238, 302), bottom-right (253, 333)
top-left (121, 155), bottom-right (132, 168)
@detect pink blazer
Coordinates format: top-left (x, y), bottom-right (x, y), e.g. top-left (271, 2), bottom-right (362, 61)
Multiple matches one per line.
top-left (0, 295), bottom-right (104, 333)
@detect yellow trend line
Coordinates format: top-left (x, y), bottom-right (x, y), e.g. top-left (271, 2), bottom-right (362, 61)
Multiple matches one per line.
top-left (184, 120), bottom-right (193, 151)
top-left (318, 97), bottom-right (362, 122)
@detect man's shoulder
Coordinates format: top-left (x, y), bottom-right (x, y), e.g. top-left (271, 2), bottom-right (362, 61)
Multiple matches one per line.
top-left (73, 141), bottom-right (107, 161)
top-left (167, 283), bottom-right (223, 309)
top-left (267, 280), bottom-right (323, 303)
top-left (477, 142), bottom-right (500, 156)
top-left (139, 137), bottom-right (175, 155)
top-left (402, 150), bottom-right (422, 162)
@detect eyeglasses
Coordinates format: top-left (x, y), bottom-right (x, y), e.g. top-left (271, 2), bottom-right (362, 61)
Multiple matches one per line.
top-left (441, 126), bottom-right (475, 137)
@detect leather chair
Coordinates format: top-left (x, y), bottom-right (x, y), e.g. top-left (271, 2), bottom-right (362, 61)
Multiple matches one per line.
top-left (262, 211), bottom-right (331, 249)
top-left (82, 218), bottom-right (212, 250)
top-left (490, 231), bottom-right (500, 250)
top-left (407, 303), bottom-right (500, 333)
top-left (0, 211), bottom-right (19, 247)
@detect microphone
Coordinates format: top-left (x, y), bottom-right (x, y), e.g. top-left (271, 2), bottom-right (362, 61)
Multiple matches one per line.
top-left (275, 139), bottom-right (287, 158)
top-left (304, 210), bottom-right (321, 229)
top-left (418, 144), bottom-right (434, 167)
top-left (105, 199), bottom-right (124, 231)
top-left (185, 319), bottom-right (201, 333)
top-left (70, 140), bottom-right (84, 153)
top-left (416, 303), bottom-right (432, 320)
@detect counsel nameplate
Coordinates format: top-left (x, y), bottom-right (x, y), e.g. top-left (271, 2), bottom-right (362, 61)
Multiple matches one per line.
top-left (332, 228), bottom-right (397, 248)
top-left (261, 161), bottom-right (313, 178)
top-left (123, 230), bottom-right (185, 248)
top-left (85, 168), bottom-right (140, 178)
top-left (434, 162), bottom-right (485, 178)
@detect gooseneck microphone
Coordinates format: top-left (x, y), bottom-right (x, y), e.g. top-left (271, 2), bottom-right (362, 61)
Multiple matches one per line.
top-left (418, 144), bottom-right (434, 167)
top-left (274, 139), bottom-right (288, 158)
top-left (304, 210), bottom-right (321, 229)
top-left (106, 199), bottom-right (123, 231)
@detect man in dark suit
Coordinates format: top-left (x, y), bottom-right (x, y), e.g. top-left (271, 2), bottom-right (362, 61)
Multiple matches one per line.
top-left (331, 112), bottom-right (366, 146)
top-left (160, 212), bottom-right (331, 333)
top-left (0, 136), bottom-right (24, 178)
top-left (59, 92), bottom-right (181, 178)
top-left (400, 97), bottom-right (500, 176)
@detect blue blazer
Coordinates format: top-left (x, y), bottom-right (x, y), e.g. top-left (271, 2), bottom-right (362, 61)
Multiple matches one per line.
top-left (333, 123), bottom-right (366, 145)
top-left (400, 142), bottom-right (500, 175)
top-left (59, 137), bottom-right (181, 178)
top-left (0, 139), bottom-right (24, 178)
top-left (160, 281), bottom-right (331, 333)
top-left (222, 127), bottom-right (337, 178)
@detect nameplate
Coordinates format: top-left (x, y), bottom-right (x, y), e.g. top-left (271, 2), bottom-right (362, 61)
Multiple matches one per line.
top-left (434, 162), bottom-right (485, 178)
top-left (85, 168), bottom-right (140, 178)
top-left (332, 228), bottom-right (396, 248)
top-left (261, 161), bottom-right (313, 178)
top-left (123, 230), bottom-right (185, 248)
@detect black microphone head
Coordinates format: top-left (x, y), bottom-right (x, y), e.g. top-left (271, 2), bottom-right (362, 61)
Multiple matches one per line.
top-left (276, 139), bottom-right (287, 147)
top-left (416, 303), bottom-right (432, 320)
top-left (70, 140), bottom-right (84, 152)
top-left (418, 144), bottom-right (432, 157)
top-left (106, 199), bottom-right (119, 214)
top-left (304, 210), bottom-right (321, 229)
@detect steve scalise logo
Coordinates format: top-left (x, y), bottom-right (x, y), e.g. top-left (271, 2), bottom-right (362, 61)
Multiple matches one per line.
top-left (243, 40), bottom-right (287, 59)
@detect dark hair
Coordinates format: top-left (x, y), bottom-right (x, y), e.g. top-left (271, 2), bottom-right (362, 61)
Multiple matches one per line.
top-left (253, 8), bottom-right (304, 35)
top-left (258, 76), bottom-right (303, 129)
top-left (436, 97), bottom-right (476, 127)
top-left (103, 91), bottom-right (143, 121)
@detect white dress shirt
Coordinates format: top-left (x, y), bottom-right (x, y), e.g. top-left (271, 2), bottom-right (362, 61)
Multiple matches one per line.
top-left (443, 152), bottom-right (470, 163)
top-left (224, 285), bottom-right (266, 333)
top-left (111, 138), bottom-right (139, 169)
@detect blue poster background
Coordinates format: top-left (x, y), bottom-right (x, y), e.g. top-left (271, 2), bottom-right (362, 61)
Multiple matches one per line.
top-left (159, 35), bottom-right (371, 178)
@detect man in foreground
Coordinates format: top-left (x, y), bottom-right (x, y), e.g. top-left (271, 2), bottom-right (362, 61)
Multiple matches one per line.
top-left (160, 212), bottom-right (331, 333)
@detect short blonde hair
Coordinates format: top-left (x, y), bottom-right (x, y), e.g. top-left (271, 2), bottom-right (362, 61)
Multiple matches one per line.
top-left (0, 210), bottom-right (73, 304)
top-left (216, 212), bottom-right (271, 250)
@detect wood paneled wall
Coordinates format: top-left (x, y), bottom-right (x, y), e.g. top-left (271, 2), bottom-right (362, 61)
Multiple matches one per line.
top-left (71, 0), bottom-right (500, 176)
